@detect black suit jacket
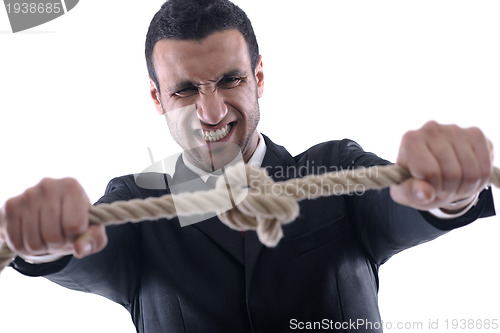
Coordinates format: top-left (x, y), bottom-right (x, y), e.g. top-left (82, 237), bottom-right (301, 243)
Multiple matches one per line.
top-left (12, 135), bottom-right (495, 332)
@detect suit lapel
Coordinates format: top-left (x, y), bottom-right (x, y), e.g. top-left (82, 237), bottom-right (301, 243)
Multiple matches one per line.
top-left (170, 156), bottom-right (245, 265)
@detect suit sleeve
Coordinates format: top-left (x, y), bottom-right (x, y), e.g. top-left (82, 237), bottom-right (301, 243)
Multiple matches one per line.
top-left (340, 139), bottom-right (496, 265)
top-left (10, 177), bottom-right (142, 307)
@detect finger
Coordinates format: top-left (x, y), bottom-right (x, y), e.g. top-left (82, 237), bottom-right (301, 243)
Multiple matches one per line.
top-left (0, 206), bottom-right (6, 242)
top-left (426, 139), bottom-right (461, 201)
top-left (390, 178), bottom-right (436, 210)
top-left (468, 127), bottom-right (493, 186)
top-left (398, 129), bottom-right (442, 191)
top-left (3, 196), bottom-right (26, 252)
top-left (60, 178), bottom-right (90, 240)
top-left (21, 197), bottom-right (46, 255)
top-left (39, 192), bottom-right (65, 252)
top-left (74, 225), bottom-right (108, 258)
top-left (488, 139), bottom-right (494, 162)
top-left (450, 135), bottom-right (482, 198)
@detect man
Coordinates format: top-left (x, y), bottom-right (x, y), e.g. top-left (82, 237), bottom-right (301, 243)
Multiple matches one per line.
top-left (0, 0), bottom-right (495, 332)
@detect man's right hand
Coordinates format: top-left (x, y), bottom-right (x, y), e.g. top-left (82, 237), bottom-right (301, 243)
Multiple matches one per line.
top-left (0, 178), bottom-right (107, 260)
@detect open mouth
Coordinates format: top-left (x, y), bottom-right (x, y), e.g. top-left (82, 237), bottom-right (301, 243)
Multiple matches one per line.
top-left (201, 123), bottom-right (232, 142)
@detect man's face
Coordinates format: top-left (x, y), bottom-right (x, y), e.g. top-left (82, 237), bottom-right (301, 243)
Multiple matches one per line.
top-left (150, 29), bottom-right (264, 172)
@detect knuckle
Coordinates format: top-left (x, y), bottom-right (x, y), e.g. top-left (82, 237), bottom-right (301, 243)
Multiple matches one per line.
top-left (23, 187), bottom-right (38, 205)
top-left (38, 177), bottom-right (57, 195)
top-left (421, 121), bottom-right (459, 140)
top-left (447, 124), bottom-right (461, 138)
top-left (4, 197), bottom-right (19, 219)
top-left (38, 177), bottom-right (82, 197)
top-left (61, 177), bottom-right (80, 192)
top-left (422, 120), bottom-right (440, 133)
top-left (466, 126), bottom-right (488, 144)
top-left (401, 130), bottom-right (419, 145)
top-left (466, 126), bottom-right (483, 137)
top-left (62, 178), bottom-right (88, 201)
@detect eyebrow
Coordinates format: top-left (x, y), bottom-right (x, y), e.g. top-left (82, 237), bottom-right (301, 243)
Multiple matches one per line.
top-left (165, 69), bottom-right (248, 94)
top-left (220, 69), bottom-right (247, 79)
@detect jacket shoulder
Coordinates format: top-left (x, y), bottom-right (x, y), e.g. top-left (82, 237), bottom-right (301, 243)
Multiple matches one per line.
top-left (97, 173), bottom-right (171, 204)
top-left (293, 138), bottom-right (388, 170)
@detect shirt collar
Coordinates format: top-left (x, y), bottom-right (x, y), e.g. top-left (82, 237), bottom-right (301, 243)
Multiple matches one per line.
top-left (182, 132), bottom-right (267, 182)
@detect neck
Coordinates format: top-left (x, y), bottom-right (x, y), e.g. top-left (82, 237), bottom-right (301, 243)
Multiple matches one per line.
top-left (242, 131), bottom-right (260, 163)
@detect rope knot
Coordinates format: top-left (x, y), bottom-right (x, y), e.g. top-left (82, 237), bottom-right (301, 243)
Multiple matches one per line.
top-left (1, 161), bottom-right (500, 273)
top-left (217, 163), bottom-right (300, 247)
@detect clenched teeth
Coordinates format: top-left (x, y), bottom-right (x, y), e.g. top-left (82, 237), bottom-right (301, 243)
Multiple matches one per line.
top-left (201, 124), bottom-right (232, 142)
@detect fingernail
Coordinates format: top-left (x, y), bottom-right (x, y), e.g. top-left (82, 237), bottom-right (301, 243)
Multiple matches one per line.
top-left (415, 188), bottom-right (430, 203)
top-left (80, 242), bottom-right (93, 256)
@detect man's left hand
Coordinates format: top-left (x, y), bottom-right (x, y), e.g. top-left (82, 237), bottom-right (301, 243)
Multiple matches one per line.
top-left (390, 121), bottom-right (494, 212)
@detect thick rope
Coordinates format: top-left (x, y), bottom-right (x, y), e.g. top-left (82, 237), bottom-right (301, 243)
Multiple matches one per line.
top-left (1, 163), bottom-right (499, 272)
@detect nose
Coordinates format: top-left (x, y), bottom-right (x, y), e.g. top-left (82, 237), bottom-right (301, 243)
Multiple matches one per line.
top-left (196, 91), bottom-right (228, 126)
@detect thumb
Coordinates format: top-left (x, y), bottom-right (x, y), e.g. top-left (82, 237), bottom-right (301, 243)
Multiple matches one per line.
top-left (73, 225), bottom-right (108, 258)
top-left (0, 207), bottom-right (5, 243)
top-left (390, 178), bottom-right (436, 209)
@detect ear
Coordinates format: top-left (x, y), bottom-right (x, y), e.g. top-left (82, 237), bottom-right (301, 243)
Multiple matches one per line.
top-left (149, 76), bottom-right (165, 115)
top-left (254, 55), bottom-right (264, 98)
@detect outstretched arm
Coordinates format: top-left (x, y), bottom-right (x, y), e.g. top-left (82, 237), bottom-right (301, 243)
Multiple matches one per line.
top-left (0, 177), bottom-right (107, 260)
top-left (390, 121), bottom-right (493, 213)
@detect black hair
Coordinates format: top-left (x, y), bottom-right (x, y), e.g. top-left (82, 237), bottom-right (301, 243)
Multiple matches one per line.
top-left (145, 0), bottom-right (259, 91)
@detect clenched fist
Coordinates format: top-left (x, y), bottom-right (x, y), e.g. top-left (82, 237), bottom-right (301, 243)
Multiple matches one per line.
top-left (0, 177), bottom-right (107, 259)
top-left (391, 121), bottom-right (494, 212)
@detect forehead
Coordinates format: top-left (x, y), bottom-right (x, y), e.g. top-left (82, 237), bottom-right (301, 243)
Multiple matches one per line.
top-left (152, 30), bottom-right (251, 87)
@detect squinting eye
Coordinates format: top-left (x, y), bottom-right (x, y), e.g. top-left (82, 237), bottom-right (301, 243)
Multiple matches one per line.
top-left (219, 77), bottom-right (242, 89)
top-left (174, 87), bottom-right (198, 97)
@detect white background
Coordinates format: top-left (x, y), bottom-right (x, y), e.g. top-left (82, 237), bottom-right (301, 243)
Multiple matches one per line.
top-left (0, 1), bottom-right (499, 332)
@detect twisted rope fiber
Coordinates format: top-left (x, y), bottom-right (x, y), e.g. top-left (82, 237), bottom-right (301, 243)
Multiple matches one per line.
top-left (1, 163), bottom-right (500, 272)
